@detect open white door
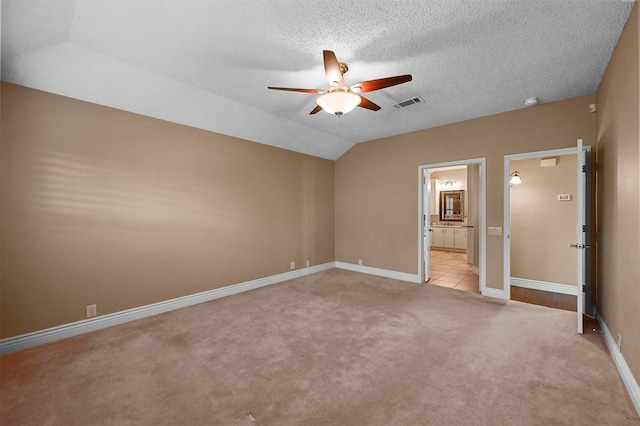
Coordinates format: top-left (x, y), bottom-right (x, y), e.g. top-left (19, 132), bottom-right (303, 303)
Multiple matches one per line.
top-left (424, 171), bottom-right (432, 282)
top-left (574, 139), bottom-right (587, 334)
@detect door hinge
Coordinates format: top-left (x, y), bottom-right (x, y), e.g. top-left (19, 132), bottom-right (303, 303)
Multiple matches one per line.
top-left (582, 165), bottom-right (587, 173)
top-left (582, 285), bottom-right (586, 292)
top-left (582, 225), bottom-right (586, 232)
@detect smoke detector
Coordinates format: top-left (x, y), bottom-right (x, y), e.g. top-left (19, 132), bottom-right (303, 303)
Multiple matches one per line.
top-left (524, 97), bottom-right (538, 107)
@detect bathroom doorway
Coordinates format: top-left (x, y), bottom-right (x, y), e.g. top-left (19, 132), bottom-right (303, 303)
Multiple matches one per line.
top-left (418, 158), bottom-right (486, 295)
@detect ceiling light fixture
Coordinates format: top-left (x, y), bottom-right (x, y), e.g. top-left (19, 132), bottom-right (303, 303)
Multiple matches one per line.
top-left (316, 89), bottom-right (362, 116)
top-left (269, 51), bottom-right (412, 117)
top-left (509, 171), bottom-right (522, 185)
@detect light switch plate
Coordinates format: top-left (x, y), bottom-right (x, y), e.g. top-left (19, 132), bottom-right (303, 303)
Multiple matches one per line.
top-left (488, 227), bottom-right (503, 236)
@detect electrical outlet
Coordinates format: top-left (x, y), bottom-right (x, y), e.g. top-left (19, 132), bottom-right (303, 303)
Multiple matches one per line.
top-left (358, 259), bottom-right (363, 266)
top-left (290, 261), bottom-right (295, 270)
top-left (86, 304), bottom-right (97, 318)
top-left (306, 260), bottom-right (310, 267)
top-left (617, 333), bottom-right (622, 350)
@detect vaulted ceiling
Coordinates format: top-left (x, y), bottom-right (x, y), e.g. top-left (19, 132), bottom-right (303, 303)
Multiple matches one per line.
top-left (1, 1), bottom-right (634, 159)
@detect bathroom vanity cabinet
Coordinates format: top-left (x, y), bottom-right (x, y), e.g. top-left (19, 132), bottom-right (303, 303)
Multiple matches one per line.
top-left (452, 228), bottom-right (467, 249)
top-left (431, 226), bottom-right (468, 250)
top-left (431, 227), bottom-right (446, 247)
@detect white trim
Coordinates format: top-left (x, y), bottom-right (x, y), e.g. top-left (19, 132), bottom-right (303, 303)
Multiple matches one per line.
top-left (472, 266), bottom-right (480, 275)
top-left (504, 154), bottom-right (511, 299)
top-left (0, 263), bottom-right (334, 355)
top-left (506, 146), bottom-right (578, 161)
top-left (335, 262), bottom-right (421, 283)
top-left (482, 286), bottom-right (506, 300)
top-left (597, 312), bottom-right (640, 417)
top-left (510, 277), bottom-right (578, 295)
top-left (419, 167), bottom-right (429, 281)
top-left (418, 158), bottom-right (486, 294)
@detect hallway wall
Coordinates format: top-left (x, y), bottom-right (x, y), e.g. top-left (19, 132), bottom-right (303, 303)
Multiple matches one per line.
top-left (509, 154), bottom-right (578, 286)
top-left (595, 1), bottom-right (640, 388)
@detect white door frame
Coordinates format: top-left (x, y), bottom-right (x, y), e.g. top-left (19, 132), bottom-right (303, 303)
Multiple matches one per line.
top-left (503, 143), bottom-right (589, 333)
top-left (418, 158), bottom-right (487, 294)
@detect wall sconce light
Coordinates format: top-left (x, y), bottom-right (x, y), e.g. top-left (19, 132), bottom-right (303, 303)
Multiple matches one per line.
top-left (509, 171), bottom-right (522, 185)
top-left (440, 181), bottom-right (457, 189)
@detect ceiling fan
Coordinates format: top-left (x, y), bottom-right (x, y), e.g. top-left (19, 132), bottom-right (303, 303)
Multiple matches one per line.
top-left (268, 50), bottom-right (412, 116)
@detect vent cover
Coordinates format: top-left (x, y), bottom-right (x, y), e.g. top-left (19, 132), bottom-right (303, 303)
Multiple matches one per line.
top-left (392, 96), bottom-right (424, 110)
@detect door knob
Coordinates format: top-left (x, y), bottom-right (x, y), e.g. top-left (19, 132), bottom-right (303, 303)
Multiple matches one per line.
top-left (570, 243), bottom-right (591, 249)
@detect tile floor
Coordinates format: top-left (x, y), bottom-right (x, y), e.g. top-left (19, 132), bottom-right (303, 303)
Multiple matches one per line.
top-left (427, 249), bottom-right (479, 293)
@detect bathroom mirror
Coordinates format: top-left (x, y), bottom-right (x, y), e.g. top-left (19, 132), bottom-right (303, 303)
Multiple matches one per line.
top-left (440, 190), bottom-right (465, 222)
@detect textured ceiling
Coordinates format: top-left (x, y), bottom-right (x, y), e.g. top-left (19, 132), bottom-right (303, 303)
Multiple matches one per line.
top-left (1, 1), bottom-right (634, 160)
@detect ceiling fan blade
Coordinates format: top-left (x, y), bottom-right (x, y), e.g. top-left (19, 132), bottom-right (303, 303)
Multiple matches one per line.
top-left (323, 50), bottom-right (343, 87)
top-left (353, 74), bottom-right (412, 93)
top-left (358, 96), bottom-right (381, 111)
top-left (309, 105), bottom-right (323, 115)
top-left (267, 86), bottom-right (321, 93)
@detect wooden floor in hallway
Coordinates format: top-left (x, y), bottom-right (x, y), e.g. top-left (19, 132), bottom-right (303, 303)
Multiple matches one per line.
top-left (510, 286), bottom-right (577, 312)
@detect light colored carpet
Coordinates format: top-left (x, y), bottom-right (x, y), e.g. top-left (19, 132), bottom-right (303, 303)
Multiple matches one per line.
top-left (1, 269), bottom-right (638, 425)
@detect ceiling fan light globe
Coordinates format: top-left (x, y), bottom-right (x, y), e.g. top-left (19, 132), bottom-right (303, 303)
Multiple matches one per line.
top-left (316, 92), bottom-right (361, 115)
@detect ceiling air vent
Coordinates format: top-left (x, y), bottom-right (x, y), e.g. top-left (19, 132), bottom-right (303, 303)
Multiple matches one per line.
top-left (392, 96), bottom-right (424, 110)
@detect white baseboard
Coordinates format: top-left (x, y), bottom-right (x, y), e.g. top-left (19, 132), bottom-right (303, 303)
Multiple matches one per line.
top-left (482, 286), bottom-right (506, 299)
top-left (334, 262), bottom-right (422, 283)
top-left (0, 262), bottom-right (334, 355)
top-left (510, 277), bottom-right (578, 295)
top-left (472, 266), bottom-right (480, 275)
top-left (596, 312), bottom-right (640, 417)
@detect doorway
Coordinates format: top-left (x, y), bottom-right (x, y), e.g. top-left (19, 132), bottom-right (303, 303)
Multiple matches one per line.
top-left (418, 158), bottom-right (486, 295)
top-left (503, 141), bottom-right (592, 334)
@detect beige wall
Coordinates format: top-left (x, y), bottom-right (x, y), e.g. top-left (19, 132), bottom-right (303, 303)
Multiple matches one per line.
top-left (336, 94), bottom-right (596, 287)
top-left (596, 2), bottom-right (640, 386)
top-left (509, 155), bottom-right (577, 285)
top-left (0, 83), bottom-right (335, 338)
